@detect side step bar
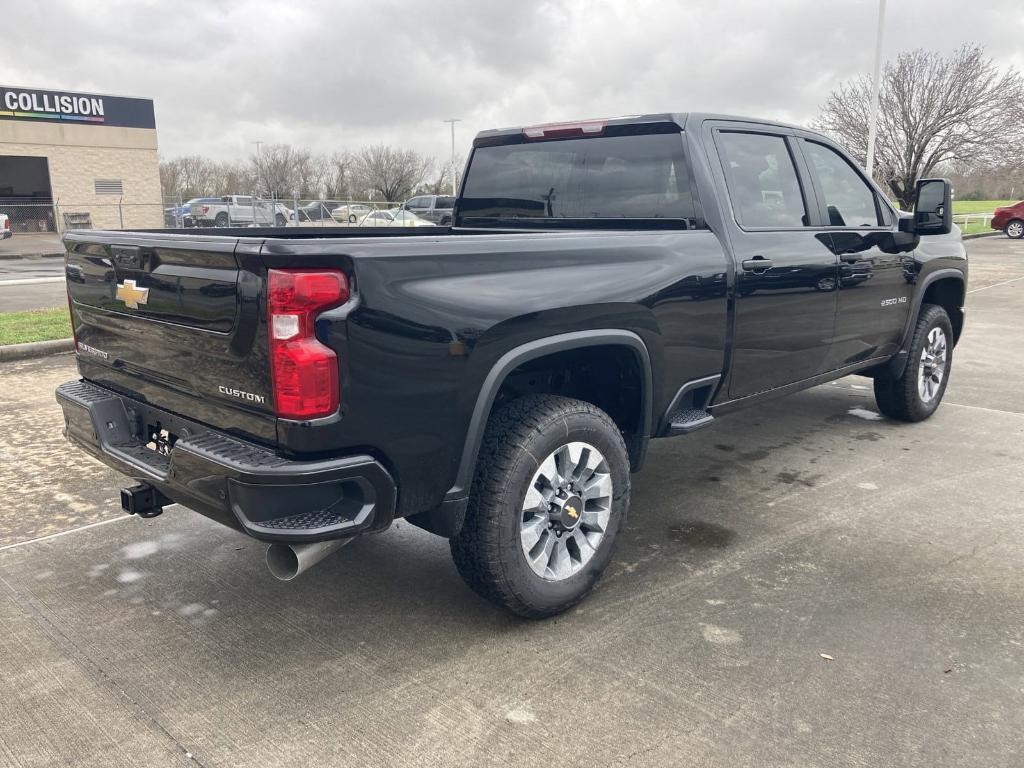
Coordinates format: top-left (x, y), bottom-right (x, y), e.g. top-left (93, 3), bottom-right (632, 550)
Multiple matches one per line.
top-left (663, 374), bottom-right (721, 436)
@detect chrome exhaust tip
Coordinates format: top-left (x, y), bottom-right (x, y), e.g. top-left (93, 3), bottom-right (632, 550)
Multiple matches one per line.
top-left (266, 538), bottom-right (351, 581)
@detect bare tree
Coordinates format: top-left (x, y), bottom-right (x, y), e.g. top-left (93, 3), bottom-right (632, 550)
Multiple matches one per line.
top-left (414, 155), bottom-right (465, 196)
top-left (320, 152), bottom-right (354, 200)
top-left (944, 158), bottom-right (1024, 201)
top-left (352, 145), bottom-right (432, 202)
top-left (815, 45), bottom-right (1024, 209)
top-left (159, 155), bottom-right (222, 198)
top-left (250, 144), bottom-right (304, 198)
top-left (214, 161), bottom-right (256, 196)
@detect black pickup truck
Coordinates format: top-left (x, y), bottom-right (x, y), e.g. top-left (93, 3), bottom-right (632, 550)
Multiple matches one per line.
top-left (57, 113), bottom-right (967, 617)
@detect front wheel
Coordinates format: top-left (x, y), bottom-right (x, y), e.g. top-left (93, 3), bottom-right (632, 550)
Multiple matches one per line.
top-left (1006, 219), bottom-right (1024, 239)
top-left (873, 303), bottom-right (953, 422)
top-left (450, 394), bottom-right (631, 618)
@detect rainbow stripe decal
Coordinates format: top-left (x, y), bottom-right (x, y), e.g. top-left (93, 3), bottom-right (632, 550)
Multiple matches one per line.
top-left (0, 110), bottom-right (104, 123)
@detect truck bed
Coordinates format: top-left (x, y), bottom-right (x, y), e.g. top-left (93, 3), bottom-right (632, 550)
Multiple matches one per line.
top-left (63, 224), bottom-right (730, 518)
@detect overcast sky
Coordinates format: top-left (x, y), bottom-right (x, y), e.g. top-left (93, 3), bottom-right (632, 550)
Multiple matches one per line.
top-left (3, 0), bottom-right (1022, 165)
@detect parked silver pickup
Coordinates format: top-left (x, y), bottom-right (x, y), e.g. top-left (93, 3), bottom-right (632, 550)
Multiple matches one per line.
top-left (190, 195), bottom-right (278, 227)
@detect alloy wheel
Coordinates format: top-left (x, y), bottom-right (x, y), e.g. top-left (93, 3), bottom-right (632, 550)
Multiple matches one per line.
top-left (519, 441), bottom-right (613, 581)
top-left (917, 326), bottom-right (948, 403)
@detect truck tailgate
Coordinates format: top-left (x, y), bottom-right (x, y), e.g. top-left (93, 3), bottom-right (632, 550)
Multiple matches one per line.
top-left (64, 232), bottom-right (277, 445)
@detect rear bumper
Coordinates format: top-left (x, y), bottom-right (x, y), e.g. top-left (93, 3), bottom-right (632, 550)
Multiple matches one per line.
top-left (56, 379), bottom-right (396, 543)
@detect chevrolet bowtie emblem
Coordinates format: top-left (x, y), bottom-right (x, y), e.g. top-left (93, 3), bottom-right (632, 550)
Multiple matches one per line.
top-left (115, 279), bottom-right (149, 309)
top-left (564, 505), bottom-right (579, 519)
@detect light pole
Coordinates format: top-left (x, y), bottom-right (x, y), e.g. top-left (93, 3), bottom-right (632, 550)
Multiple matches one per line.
top-left (252, 140), bottom-right (264, 195)
top-left (865, 0), bottom-right (886, 179)
top-left (443, 119), bottom-right (461, 196)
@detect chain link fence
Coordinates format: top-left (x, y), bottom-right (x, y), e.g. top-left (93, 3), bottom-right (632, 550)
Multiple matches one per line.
top-left (160, 193), bottom-right (455, 230)
top-left (0, 193), bottom-right (451, 235)
top-left (0, 198), bottom-right (58, 233)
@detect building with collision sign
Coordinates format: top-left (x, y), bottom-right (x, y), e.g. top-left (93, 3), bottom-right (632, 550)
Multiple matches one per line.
top-left (0, 85), bottom-right (162, 232)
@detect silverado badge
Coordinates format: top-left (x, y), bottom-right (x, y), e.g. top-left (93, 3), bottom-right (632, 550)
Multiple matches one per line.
top-left (115, 279), bottom-right (149, 309)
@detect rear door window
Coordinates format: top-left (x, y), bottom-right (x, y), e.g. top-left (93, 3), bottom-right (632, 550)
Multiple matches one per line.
top-left (716, 132), bottom-right (809, 229)
top-left (459, 131), bottom-right (696, 225)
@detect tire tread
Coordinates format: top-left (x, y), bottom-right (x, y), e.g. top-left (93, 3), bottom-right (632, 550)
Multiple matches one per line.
top-left (450, 394), bottom-right (629, 618)
top-left (873, 303), bottom-right (952, 422)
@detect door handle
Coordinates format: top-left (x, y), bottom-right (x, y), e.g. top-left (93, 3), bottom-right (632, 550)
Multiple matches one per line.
top-left (741, 256), bottom-right (773, 273)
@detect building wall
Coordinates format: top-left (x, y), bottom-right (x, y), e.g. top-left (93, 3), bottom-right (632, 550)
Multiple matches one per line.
top-left (0, 121), bottom-right (162, 230)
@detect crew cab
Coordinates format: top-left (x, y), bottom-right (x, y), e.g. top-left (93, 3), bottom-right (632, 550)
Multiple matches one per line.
top-left (57, 113), bottom-right (967, 618)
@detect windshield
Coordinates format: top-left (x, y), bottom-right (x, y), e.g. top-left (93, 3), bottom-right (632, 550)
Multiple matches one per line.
top-left (459, 132), bottom-right (695, 224)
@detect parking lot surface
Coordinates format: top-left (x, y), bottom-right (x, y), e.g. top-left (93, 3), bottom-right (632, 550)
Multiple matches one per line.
top-left (0, 256), bottom-right (66, 313)
top-left (1, 236), bottom-right (1022, 767)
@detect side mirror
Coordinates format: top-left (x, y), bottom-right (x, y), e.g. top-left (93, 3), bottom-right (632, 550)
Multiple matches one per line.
top-left (911, 178), bottom-right (952, 235)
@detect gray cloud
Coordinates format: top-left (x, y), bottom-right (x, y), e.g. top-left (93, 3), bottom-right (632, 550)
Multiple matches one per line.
top-left (2, 0), bottom-right (1022, 163)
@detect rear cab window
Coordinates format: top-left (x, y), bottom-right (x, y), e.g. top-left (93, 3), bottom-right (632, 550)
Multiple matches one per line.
top-left (457, 128), bottom-right (698, 229)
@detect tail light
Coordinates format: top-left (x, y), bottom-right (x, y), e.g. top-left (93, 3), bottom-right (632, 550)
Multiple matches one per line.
top-left (201, 205), bottom-right (210, 214)
top-left (2, 217), bottom-right (9, 230)
top-left (267, 269), bottom-right (348, 420)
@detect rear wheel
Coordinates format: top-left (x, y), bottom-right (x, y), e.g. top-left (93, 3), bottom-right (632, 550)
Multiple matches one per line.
top-left (275, 214), bottom-right (287, 227)
top-left (450, 395), bottom-right (630, 618)
top-left (1006, 219), bottom-right (1024, 239)
top-left (873, 303), bottom-right (953, 422)
top-left (214, 212), bottom-right (228, 227)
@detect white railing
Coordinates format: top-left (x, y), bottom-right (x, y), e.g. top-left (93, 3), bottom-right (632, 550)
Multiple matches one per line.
top-left (952, 212), bottom-right (995, 232)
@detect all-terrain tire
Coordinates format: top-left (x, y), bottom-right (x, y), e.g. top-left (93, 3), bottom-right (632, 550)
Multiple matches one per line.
top-left (450, 394), bottom-right (631, 618)
top-left (873, 303), bottom-right (953, 422)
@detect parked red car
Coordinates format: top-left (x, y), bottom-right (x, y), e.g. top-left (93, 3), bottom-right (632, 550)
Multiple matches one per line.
top-left (991, 201), bottom-right (1024, 238)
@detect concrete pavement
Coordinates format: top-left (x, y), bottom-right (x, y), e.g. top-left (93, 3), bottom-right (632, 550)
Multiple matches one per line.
top-left (0, 233), bottom-right (63, 260)
top-left (1, 237), bottom-right (1022, 767)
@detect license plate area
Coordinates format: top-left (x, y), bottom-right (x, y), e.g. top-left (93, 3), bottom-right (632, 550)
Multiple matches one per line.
top-left (144, 422), bottom-right (178, 456)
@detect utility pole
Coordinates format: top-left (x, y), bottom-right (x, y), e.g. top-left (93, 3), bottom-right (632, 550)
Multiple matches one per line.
top-left (865, 0), bottom-right (886, 179)
top-left (443, 119), bottom-right (461, 196)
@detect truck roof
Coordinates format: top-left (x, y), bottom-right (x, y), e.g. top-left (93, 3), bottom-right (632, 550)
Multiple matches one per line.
top-left (473, 112), bottom-right (815, 147)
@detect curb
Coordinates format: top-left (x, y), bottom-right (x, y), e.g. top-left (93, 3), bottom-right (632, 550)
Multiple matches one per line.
top-left (0, 338), bottom-right (74, 362)
top-left (962, 231), bottom-right (1001, 240)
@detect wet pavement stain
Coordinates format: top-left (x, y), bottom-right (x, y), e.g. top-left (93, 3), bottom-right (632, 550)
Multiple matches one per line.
top-left (775, 471), bottom-right (824, 487)
top-left (667, 520), bottom-right (736, 549)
